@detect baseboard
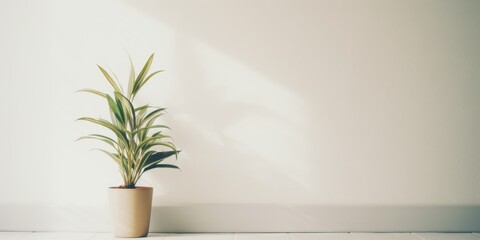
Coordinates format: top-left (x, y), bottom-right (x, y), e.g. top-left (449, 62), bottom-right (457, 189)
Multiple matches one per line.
top-left (1, 204), bottom-right (479, 232)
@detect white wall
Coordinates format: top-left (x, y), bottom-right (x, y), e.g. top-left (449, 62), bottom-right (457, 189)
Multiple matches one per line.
top-left (0, 0), bottom-right (479, 232)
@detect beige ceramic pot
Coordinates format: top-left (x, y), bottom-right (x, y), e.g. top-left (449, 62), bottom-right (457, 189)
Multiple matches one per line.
top-left (109, 186), bottom-right (153, 238)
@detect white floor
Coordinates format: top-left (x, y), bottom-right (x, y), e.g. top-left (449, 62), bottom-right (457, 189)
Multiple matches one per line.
top-left (1, 232), bottom-right (480, 240)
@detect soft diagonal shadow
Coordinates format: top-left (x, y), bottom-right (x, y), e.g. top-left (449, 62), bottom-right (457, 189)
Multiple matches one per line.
top-left (141, 32), bottom-right (312, 205)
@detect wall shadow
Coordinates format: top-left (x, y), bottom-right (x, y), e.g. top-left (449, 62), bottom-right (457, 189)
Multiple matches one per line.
top-left (122, 0), bottom-right (480, 229)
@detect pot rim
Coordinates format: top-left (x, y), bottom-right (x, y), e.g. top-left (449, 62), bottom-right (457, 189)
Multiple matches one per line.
top-left (109, 186), bottom-right (153, 190)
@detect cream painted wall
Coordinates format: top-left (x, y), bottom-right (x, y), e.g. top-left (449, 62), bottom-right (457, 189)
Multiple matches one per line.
top-left (0, 0), bottom-right (479, 232)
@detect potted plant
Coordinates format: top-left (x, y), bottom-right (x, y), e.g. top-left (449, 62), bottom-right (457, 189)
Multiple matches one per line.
top-left (77, 53), bottom-right (180, 238)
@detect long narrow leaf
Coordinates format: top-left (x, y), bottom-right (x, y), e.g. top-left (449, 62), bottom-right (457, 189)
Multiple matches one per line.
top-left (97, 65), bottom-right (123, 93)
top-left (144, 151), bottom-right (178, 167)
top-left (137, 70), bottom-right (163, 91)
top-left (127, 56), bottom-right (136, 98)
top-left (134, 105), bottom-right (165, 111)
top-left (132, 53), bottom-right (154, 98)
top-left (141, 141), bottom-right (176, 155)
top-left (139, 108), bottom-right (166, 127)
top-left (77, 135), bottom-right (117, 148)
top-left (93, 148), bottom-right (121, 165)
top-left (115, 92), bottom-right (136, 130)
top-left (137, 118), bottom-right (158, 140)
top-left (133, 125), bottom-right (170, 135)
top-left (77, 117), bottom-right (129, 148)
top-left (107, 95), bottom-right (125, 126)
top-left (134, 135), bottom-right (172, 157)
top-left (109, 67), bottom-right (124, 93)
top-left (113, 94), bottom-right (126, 127)
top-left (76, 88), bottom-right (107, 98)
top-left (144, 163), bottom-right (180, 172)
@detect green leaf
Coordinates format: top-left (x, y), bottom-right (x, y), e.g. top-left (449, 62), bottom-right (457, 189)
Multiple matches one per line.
top-left (134, 134), bottom-right (172, 157)
top-left (134, 104), bottom-right (149, 112)
top-left (137, 70), bottom-right (163, 91)
top-left (114, 94), bottom-right (126, 126)
top-left (140, 108), bottom-right (166, 127)
top-left (144, 150), bottom-right (178, 167)
top-left (133, 125), bottom-right (170, 135)
top-left (108, 67), bottom-right (124, 93)
top-left (142, 141), bottom-right (176, 155)
top-left (127, 55), bottom-right (136, 98)
top-left (139, 150), bottom-right (155, 166)
top-left (135, 105), bottom-right (166, 131)
top-left (132, 53), bottom-right (154, 98)
top-left (77, 117), bottom-right (129, 148)
top-left (144, 163), bottom-right (180, 172)
top-left (115, 92), bottom-right (136, 130)
top-left (107, 95), bottom-right (125, 126)
top-left (93, 148), bottom-right (121, 165)
top-left (77, 134), bottom-right (118, 148)
top-left (76, 88), bottom-right (107, 98)
top-left (97, 65), bottom-right (123, 93)
top-left (134, 105), bottom-right (149, 122)
top-left (134, 105), bottom-right (164, 112)
top-left (120, 154), bottom-right (129, 174)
